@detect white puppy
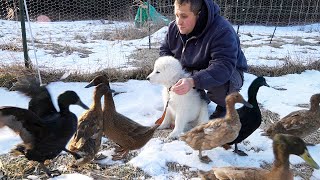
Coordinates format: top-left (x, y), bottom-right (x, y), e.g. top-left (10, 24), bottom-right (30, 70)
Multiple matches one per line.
top-left (147, 56), bottom-right (209, 139)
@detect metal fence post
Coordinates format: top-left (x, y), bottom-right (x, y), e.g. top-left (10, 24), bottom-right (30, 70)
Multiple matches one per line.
top-left (19, 0), bottom-right (31, 68)
top-left (147, 0), bottom-right (151, 49)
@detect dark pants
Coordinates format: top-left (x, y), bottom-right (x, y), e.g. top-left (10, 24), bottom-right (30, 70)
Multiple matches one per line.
top-left (206, 69), bottom-right (244, 107)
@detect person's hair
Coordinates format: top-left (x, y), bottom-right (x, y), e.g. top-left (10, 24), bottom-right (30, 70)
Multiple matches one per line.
top-left (174, 0), bottom-right (203, 15)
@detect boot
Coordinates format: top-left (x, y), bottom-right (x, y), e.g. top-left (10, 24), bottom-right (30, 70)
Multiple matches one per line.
top-left (210, 105), bottom-right (226, 119)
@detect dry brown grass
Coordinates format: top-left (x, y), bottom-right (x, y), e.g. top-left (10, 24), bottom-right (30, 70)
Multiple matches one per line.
top-left (0, 47), bottom-right (319, 90)
top-left (0, 43), bottom-right (23, 52)
top-left (0, 47), bottom-right (158, 89)
top-left (36, 43), bottom-right (93, 57)
top-left (128, 47), bottom-right (160, 68)
top-left (0, 64), bottom-right (154, 89)
top-left (248, 58), bottom-right (320, 77)
top-left (92, 23), bottom-right (165, 41)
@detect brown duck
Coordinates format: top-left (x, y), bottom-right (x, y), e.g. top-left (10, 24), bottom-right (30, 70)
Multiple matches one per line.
top-left (68, 83), bottom-right (112, 167)
top-left (86, 75), bottom-right (160, 160)
top-left (180, 92), bottom-right (252, 163)
top-left (200, 134), bottom-right (319, 180)
top-left (264, 93), bottom-right (320, 139)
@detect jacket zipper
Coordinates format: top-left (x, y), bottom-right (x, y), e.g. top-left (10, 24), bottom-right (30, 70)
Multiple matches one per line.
top-left (180, 36), bottom-right (197, 55)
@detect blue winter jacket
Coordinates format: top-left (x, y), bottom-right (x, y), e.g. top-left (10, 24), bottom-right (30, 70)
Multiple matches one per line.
top-left (160, 0), bottom-right (248, 90)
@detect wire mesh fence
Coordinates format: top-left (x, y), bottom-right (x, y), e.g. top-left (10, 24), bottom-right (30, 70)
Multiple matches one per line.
top-left (1, 0), bottom-right (136, 21)
top-left (0, 0), bottom-right (319, 72)
top-left (1, 0), bottom-right (319, 25)
top-left (216, 0), bottom-right (320, 25)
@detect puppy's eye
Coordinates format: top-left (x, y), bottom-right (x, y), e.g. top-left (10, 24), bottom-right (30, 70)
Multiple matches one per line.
top-left (156, 71), bottom-right (160, 74)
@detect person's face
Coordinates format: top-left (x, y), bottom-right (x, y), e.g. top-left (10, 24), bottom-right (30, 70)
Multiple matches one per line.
top-left (174, 3), bottom-right (198, 35)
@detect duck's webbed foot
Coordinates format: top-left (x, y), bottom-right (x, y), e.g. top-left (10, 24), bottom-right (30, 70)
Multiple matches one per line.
top-left (114, 146), bottom-right (124, 153)
top-left (200, 156), bottom-right (212, 164)
top-left (64, 148), bottom-right (82, 160)
top-left (198, 150), bottom-right (212, 164)
top-left (94, 153), bottom-right (108, 160)
top-left (48, 170), bottom-right (61, 178)
top-left (233, 144), bottom-right (248, 156)
top-left (112, 149), bottom-right (129, 160)
top-left (39, 163), bottom-right (61, 177)
top-left (70, 156), bottom-right (93, 168)
top-left (234, 149), bottom-right (248, 156)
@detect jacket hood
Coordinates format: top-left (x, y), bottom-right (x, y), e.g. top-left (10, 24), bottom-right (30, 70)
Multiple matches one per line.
top-left (204, 0), bottom-right (220, 24)
top-left (191, 0), bottom-right (220, 37)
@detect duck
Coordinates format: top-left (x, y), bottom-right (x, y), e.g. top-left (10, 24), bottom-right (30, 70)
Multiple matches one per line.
top-left (85, 75), bottom-right (160, 160)
top-left (0, 90), bottom-right (89, 177)
top-left (68, 83), bottom-right (112, 167)
top-left (224, 76), bottom-right (270, 156)
top-left (199, 134), bottom-right (320, 180)
top-left (180, 92), bottom-right (253, 163)
top-left (264, 93), bottom-right (320, 139)
top-left (10, 75), bottom-right (57, 119)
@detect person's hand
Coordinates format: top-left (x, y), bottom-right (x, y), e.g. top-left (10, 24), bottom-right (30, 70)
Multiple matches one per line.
top-left (171, 78), bottom-right (195, 95)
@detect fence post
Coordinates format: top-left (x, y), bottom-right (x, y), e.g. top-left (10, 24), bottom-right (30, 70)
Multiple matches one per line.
top-left (19, 0), bottom-right (31, 68)
top-left (147, 0), bottom-right (151, 49)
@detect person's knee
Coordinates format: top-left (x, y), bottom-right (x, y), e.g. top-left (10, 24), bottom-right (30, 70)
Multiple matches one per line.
top-left (207, 70), bottom-right (244, 106)
top-left (228, 70), bottom-right (244, 93)
top-left (207, 84), bottom-right (229, 107)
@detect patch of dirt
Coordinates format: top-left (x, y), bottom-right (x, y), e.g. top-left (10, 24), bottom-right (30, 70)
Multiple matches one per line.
top-left (128, 48), bottom-right (160, 68)
top-left (36, 43), bottom-right (93, 57)
top-left (260, 106), bottom-right (280, 130)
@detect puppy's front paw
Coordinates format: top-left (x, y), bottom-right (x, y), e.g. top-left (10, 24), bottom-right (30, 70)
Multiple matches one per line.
top-left (168, 131), bottom-right (180, 140)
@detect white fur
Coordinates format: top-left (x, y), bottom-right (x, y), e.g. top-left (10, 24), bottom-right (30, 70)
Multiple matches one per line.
top-left (147, 56), bottom-right (209, 139)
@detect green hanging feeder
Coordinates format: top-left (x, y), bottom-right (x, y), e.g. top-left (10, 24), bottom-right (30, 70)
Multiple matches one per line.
top-left (134, 2), bottom-right (170, 28)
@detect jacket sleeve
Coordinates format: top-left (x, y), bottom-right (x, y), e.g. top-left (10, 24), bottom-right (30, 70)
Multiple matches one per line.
top-left (192, 29), bottom-right (239, 89)
top-left (159, 24), bottom-right (174, 57)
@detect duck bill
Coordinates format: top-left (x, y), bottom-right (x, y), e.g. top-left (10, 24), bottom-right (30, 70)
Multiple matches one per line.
top-left (264, 82), bottom-right (270, 87)
top-left (85, 81), bottom-right (95, 88)
top-left (300, 150), bottom-right (320, 169)
top-left (241, 100), bottom-right (253, 108)
top-left (76, 100), bottom-right (89, 110)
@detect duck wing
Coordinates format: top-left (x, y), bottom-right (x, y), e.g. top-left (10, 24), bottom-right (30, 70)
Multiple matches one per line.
top-left (0, 106), bottom-right (48, 143)
top-left (181, 120), bottom-right (227, 150)
top-left (203, 120), bottom-right (240, 147)
top-left (11, 76), bottom-right (57, 118)
top-left (70, 112), bottom-right (103, 150)
top-left (278, 109), bottom-right (312, 130)
top-left (265, 110), bottom-right (310, 137)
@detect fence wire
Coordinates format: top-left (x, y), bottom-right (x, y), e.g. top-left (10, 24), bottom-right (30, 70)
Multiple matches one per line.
top-left (0, 0), bottom-right (319, 72)
top-left (1, 0), bottom-right (319, 25)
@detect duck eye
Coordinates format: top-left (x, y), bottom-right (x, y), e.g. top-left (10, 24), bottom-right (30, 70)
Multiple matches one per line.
top-left (156, 71), bottom-right (160, 74)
